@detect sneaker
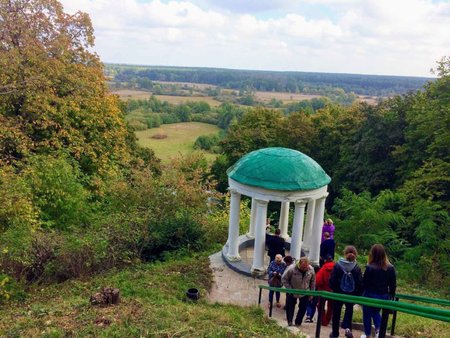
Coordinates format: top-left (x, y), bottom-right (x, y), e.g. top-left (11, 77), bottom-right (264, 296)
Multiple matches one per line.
top-left (374, 330), bottom-right (380, 338)
top-left (360, 335), bottom-right (367, 338)
top-left (344, 328), bottom-right (354, 338)
top-left (288, 322), bottom-right (293, 326)
top-left (305, 317), bottom-right (312, 323)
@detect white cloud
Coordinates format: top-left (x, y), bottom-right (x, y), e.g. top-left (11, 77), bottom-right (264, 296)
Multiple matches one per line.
top-left (60, 0), bottom-right (450, 76)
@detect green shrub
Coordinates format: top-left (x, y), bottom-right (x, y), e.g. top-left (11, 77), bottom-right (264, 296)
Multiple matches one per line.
top-left (0, 166), bottom-right (38, 233)
top-left (128, 118), bottom-right (148, 131)
top-left (141, 212), bottom-right (205, 261)
top-left (0, 274), bottom-right (10, 302)
top-left (24, 154), bottom-right (93, 231)
top-left (194, 134), bottom-right (220, 151)
top-left (0, 273), bottom-right (26, 303)
top-left (145, 114), bottom-right (162, 128)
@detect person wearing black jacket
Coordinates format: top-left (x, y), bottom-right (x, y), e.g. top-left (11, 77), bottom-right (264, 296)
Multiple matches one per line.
top-left (329, 246), bottom-right (363, 338)
top-left (320, 231), bottom-right (335, 267)
top-left (266, 228), bottom-right (285, 262)
top-left (361, 244), bottom-right (396, 338)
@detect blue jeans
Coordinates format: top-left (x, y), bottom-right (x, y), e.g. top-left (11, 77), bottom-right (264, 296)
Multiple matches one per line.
top-left (306, 296), bottom-right (318, 318)
top-left (269, 289), bottom-right (281, 304)
top-left (362, 292), bottom-right (389, 336)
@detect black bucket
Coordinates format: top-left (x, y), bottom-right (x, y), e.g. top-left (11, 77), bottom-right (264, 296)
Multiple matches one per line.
top-left (186, 288), bottom-right (199, 301)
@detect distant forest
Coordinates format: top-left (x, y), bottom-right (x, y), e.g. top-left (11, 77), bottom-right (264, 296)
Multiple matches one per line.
top-left (106, 64), bottom-right (433, 97)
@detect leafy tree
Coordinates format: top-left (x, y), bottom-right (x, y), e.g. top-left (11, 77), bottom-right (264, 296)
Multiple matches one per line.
top-left (333, 102), bottom-right (405, 195)
top-left (221, 107), bottom-right (284, 163)
top-left (0, 0), bottom-right (132, 181)
top-left (393, 56), bottom-right (450, 183)
top-left (216, 103), bottom-right (245, 129)
top-left (332, 189), bottom-right (407, 258)
top-left (279, 111), bottom-right (315, 154)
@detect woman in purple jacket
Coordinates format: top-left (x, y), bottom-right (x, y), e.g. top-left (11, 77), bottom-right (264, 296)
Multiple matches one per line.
top-left (321, 218), bottom-right (335, 242)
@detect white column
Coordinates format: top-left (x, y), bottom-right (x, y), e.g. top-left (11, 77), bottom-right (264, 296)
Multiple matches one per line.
top-left (279, 201), bottom-right (290, 239)
top-left (302, 199), bottom-right (316, 255)
top-left (251, 199), bottom-right (269, 275)
top-left (226, 189), bottom-right (241, 261)
top-left (309, 194), bottom-right (328, 265)
top-left (290, 200), bottom-right (307, 260)
top-left (247, 198), bottom-right (257, 238)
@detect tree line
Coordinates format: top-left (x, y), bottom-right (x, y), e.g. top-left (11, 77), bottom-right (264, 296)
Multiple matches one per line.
top-left (107, 63), bottom-right (431, 97)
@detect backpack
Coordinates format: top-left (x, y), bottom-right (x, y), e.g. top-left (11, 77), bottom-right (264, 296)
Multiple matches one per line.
top-left (339, 265), bottom-right (355, 293)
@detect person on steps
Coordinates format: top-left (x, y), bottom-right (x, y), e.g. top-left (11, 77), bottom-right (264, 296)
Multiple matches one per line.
top-left (320, 231), bottom-right (335, 267)
top-left (305, 265), bottom-right (320, 323)
top-left (282, 256), bottom-right (315, 327)
top-left (361, 244), bottom-right (397, 338)
top-left (267, 254), bottom-right (286, 308)
top-left (316, 254), bottom-right (335, 326)
top-left (267, 228), bottom-right (286, 263)
top-left (321, 218), bottom-right (335, 242)
top-left (329, 246), bottom-right (363, 338)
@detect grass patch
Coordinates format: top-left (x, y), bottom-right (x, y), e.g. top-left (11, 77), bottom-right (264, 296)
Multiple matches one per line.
top-left (135, 122), bottom-right (221, 162)
top-left (0, 256), bottom-right (293, 337)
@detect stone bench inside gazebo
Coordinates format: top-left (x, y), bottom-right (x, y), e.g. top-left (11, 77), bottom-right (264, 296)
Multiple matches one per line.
top-left (221, 147), bottom-right (331, 277)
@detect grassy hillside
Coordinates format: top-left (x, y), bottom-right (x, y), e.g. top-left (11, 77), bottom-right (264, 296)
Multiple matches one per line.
top-left (135, 122), bottom-right (221, 162)
top-left (0, 256), bottom-right (294, 337)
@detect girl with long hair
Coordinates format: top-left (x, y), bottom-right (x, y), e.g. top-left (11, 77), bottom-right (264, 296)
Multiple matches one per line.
top-left (361, 244), bottom-right (397, 338)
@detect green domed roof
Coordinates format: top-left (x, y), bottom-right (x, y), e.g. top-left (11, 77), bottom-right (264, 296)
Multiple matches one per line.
top-left (227, 147), bottom-right (331, 191)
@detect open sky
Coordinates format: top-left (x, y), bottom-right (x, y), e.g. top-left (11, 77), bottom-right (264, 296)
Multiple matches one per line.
top-left (61, 0), bottom-right (450, 77)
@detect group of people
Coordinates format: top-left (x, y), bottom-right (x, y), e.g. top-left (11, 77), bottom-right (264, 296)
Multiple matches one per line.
top-left (265, 219), bottom-right (396, 338)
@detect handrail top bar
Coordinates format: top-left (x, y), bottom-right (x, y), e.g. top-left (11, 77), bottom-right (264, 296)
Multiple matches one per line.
top-left (258, 285), bottom-right (450, 322)
top-left (395, 293), bottom-right (450, 307)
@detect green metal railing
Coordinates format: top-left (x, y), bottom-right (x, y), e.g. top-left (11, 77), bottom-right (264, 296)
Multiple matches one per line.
top-left (258, 285), bottom-right (450, 338)
top-left (396, 293), bottom-right (450, 307)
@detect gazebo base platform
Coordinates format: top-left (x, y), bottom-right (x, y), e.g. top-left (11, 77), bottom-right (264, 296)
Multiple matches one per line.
top-left (221, 235), bottom-right (294, 278)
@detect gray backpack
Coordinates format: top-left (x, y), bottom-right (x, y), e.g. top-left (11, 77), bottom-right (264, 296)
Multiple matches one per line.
top-left (340, 265), bottom-right (355, 293)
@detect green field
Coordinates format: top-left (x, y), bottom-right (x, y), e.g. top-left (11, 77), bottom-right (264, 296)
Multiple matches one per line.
top-left (135, 122), bottom-right (221, 162)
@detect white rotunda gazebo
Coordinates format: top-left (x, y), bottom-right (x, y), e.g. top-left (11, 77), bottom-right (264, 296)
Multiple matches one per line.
top-left (223, 147), bottom-right (331, 276)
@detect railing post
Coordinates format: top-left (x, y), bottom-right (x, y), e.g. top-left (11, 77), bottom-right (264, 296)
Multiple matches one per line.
top-left (269, 288), bottom-right (273, 318)
top-left (258, 287), bottom-right (262, 306)
top-left (315, 296), bottom-right (324, 338)
top-left (391, 296), bottom-right (399, 336)
top-left (379, 308), bottom-right (390, 338)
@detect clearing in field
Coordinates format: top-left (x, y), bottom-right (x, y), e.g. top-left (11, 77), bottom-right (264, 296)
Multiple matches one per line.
top-left (112, 89), bottom-right (153, 100)
top-left (154, 95), bottom-right (222, 107)
top-left (254, 91), bottom-right (322, 103)
top-left (135, 122), bottom-right (221, 162)
top-left (111, 90), bottom-right (222, 107)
